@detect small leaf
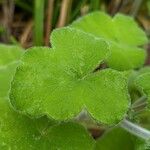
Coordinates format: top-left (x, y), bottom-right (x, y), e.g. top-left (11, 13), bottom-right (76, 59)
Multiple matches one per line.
top-left (127, 67), bottom-right (150, 101)
top-left (10, 28), bottom-right (130, 125)
top-left (96, 127), bottom-right (135, 150)
top-left (71, 11), bottom-right (148, 70)
top-left (135, 72), bottom-right (150, 109)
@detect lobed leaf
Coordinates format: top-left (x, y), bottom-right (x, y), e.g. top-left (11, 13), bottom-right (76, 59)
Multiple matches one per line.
top-left (0, 100), bottom-right (94, 150)
top-left (71, 11), bottom-right (148, 70)
top-left (10, 28), bottom-right (130, 125)
top-left (0, 44), bottom-right (94, 150)
top-left (51, 27), bottom-right (110, 78)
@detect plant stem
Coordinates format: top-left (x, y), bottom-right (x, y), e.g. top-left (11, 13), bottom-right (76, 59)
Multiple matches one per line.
top-left (120, 119), bottom-right (150, 140)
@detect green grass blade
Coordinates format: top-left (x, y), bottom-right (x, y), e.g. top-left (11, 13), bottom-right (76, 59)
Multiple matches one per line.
top-left (34, 0), bottom-right (45, 45)
top-left (90, 0), bottom-right (101, 10)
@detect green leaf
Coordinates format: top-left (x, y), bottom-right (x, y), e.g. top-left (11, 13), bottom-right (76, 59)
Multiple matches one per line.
top-left (96, 127), bottom-right (149, 150)
top-left (133, 110), bottom-right (150, 150)
top-left (0, 100), bottom-right (94, 149)
top-left (51, 27), bottom-right (110, 78)
top-left (138, 66), bottom-right (150, 75)
top-left (0, 44), bottom-right (23, 66)
top-left (0, 45), bottom-right (23, 98)
top-left (0, 98), bottom-right (49, 150)
top-left (10, 28), bottom-right (130, 125)
top-left (0, 99), bottom-right (94, 149)
top-left (96, 127), bottom-right (135, 150)
top-left (134, 138), bottom-right (150, 150)
top-left (0, 44), bottom-right (94, 150)
top-left (136, 110), bottom-right (150, 131)
top-left (46, 122), bottom-right (95, 150)
top-left (135, 72), bottom-right (150, 109)
top-left (0, 63), bottom-right (18, 98)
top-left (127, 67), bottom-right (150, 102)
top-left (71, 11), bottom-right (148, 70)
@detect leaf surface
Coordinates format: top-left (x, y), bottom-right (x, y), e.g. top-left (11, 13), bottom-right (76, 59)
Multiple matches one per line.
top-left (71, 12), bottom-right (148, 70)
top-left (96, 127), bottom-right (135, 150)
top-left (96, 127), bottom-right (150, 150)
top-left (0, 45), bottom-right (23, 98)
top-left (0, 44), bottom-right (23, 66)
top-left (0, 44), bottom-right (94, 150)
top-left (10, 28), bottom-right (130, 125)
top-left (0, 101), bottom-right (94, 150)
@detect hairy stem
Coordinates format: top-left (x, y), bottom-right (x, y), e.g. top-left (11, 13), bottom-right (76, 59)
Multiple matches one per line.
top-left (120, 119), bottom-right (150, 140)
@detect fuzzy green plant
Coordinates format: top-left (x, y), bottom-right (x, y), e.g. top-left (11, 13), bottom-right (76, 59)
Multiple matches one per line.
top-left (0, 11), bottom-right (150, 149)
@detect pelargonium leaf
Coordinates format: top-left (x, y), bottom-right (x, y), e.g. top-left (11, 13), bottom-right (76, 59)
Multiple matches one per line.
top-left (133, 110), bottom-right (150, 150)
top-left (96, 127), bottom-right (149, 150)
top-left (0, 100), bottom-right (94, 150)
top-left (127, 67), bottom-right (150, 102)
top-left (71, 11), bottom-right (148, 70)
top-left (10, 28), bottom-right (130, 125)
top-left (0, 63), bottom-right (18, 98)
top-left (0, 98), bottom-right (50, 150)
top-left (0, 44), bottom-right (23, 66)
top-left (96, 127), bottom-right (135, 150)
top-left (46, 122), bottom-right (95, 150)
top-left (51, 27), bottom-right (110, 77)
top-left (0, 44), bottom-right (23, 98)
top-left (0, 45), bottom-right (94, 150)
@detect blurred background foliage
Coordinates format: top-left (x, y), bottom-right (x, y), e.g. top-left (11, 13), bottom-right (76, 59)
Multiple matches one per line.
top-left (0, 0), bottom-right (150, 48)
